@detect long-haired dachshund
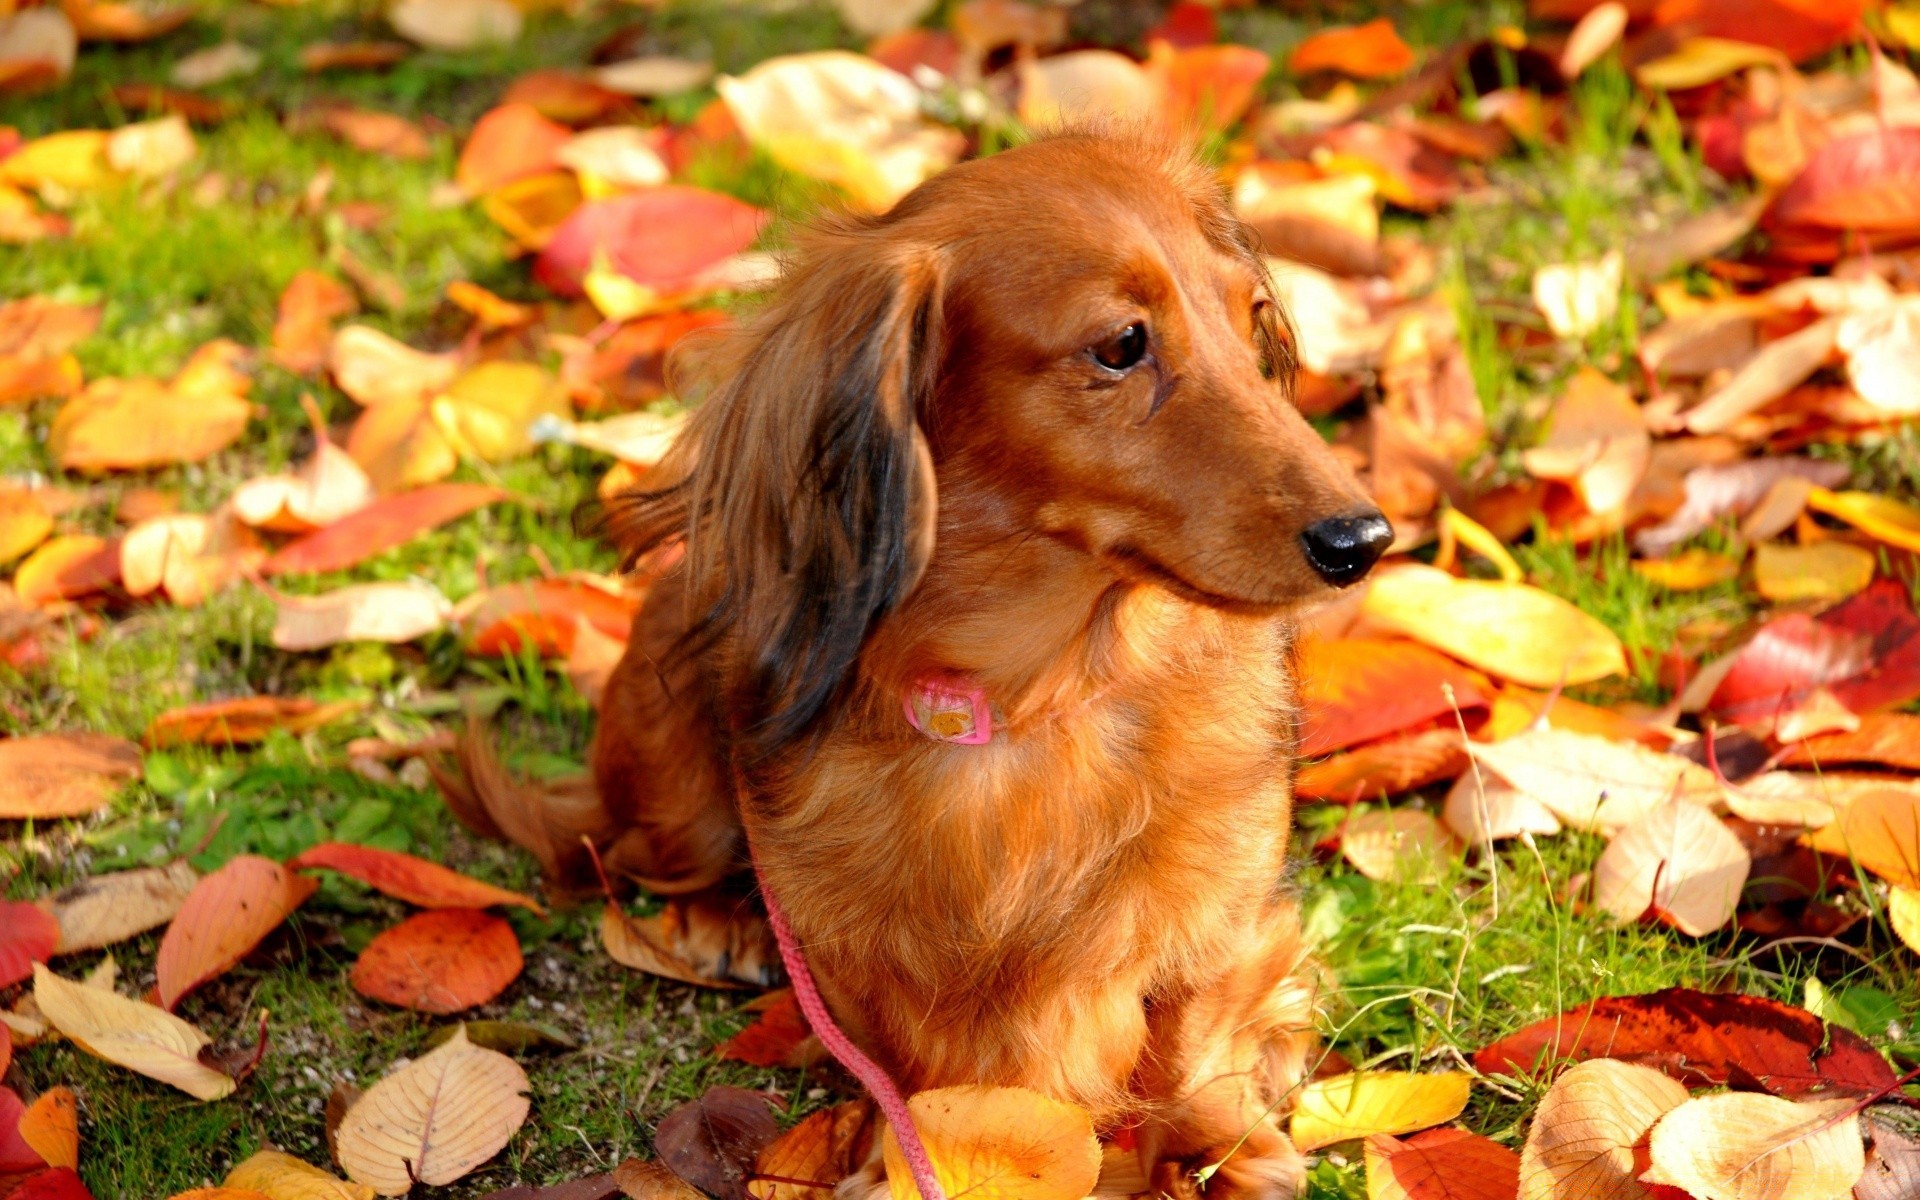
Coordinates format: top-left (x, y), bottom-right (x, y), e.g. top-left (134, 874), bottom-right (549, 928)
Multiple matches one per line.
top-left (443, 127), bottom-right (1391, 1199)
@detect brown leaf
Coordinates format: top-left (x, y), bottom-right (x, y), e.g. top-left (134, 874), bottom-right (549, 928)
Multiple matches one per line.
top-left (271, 272), bottom-right (358, 375)
top-left (156, 854), bottom-right (316, 1009)
top-left (41, 860), bottom-right (198, 953)
top-left (611, 1160), bottom-right (703, 1200)
top-left (656, 1088), bottom-right (782, 1200)
top-left (334, 1027), bottom-right (530, 1194)
top-left (1858, 1106), bottom-right (1920, 1200)
top-left (0, 732), bottom-right (141, 819)
top-left (145, 696), bottom-right (364, 748)
top-left (1518, 1058), bottom-right (1687, 1200)
top-left (299, 41), bottom-right (411, 73)
top-left (349, 909), bottom-right (523, 1015)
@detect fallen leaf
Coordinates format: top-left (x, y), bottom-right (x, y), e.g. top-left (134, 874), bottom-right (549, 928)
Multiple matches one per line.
top-left (1711, 581), bottom-right (1920, 728)
top-left (456, 103), bottom-right (572, 196)
top-left (462, 575), bottom-right (637, 658)
top-left (388, 0), bottom-right (521, 51)
top-left (1292, 1073), bottom-right (1471, 1153)
top-left (0, 732), bottom-right (141, 819)
top-left (171, 40), bottom-right (260, 88)
top-left (296, 105), bottom-right (432, 160)
top-left (1751, 540), bottom-right (1875, 603)
top-left (1856, 1106), bottom-right (1920, 1200)
top-left (715, 52), bottom-right (963, 211)
top-left (717, 991), bottom-right (811, 1067)
top-left (446, 282), bottom-right (537, 331)
top-left (1592, 799), bottom-right (1750, 935)
top-left (611, 1160), bottom-right (702, 1200)
top-left (424, 1020), bottom-right (575, 1056)
top-left (227, 1149), bottom-right (376, 1200)
top-left (1532, 253), bottom-right (1624, 341)
top-left (1682, 318), bottom-right (1838, 435)
top-left (329, 325), bottom-right (462, 408)
top-left (656, 1087), bottom-right (781, 1200)
top-left (1805, 488), bottom-right (1920, 555)
top-left (271, 272), bottom-right (358, 375)
top-left (156, 854), bottom-right (316, 1009)
top-left (42, 860), bottom-right (198, 953)
top-left (556, 126), bottom-right (670, 191)
top-left (232, 400), bottom-right (375, 533)
top-left (146, 696), bottom-right (364, 747)
top-left (1296, 636), bottom-right (1489, 759)
top-left (290, 843), bottom-right (543, 912)
top-left (11, 534), bottom-right (119, 607)
top-left (104, 114), bottom-right (196, 178)
top-left (1518, 1059), bottom-right (1687, 1200)
top-left (1, 130), bottom-right (112, 193)
top-left (350, 909), bottom-right (523, 1014)
top-left (1469, 727), bottom-right (1718, 834)
top-left (49, 340), bottom-right (252, 473)
top-left (1771, 127), bottom-right (1920, 233)
top-left (1442, 770), bottom-right (1562, 844)
top-left (1520, 367), bottom-right (1649, 514)
top-left (594, 56), bottom-right (715, 98)
top-left (32, 963), bottom-right (235, 1100)
top-left (481, 170), bottom-right (583, 250)
top-left (299, 41), bottom-right (412, 73)
top-left (1643, 1093), bottom-right (1862, 1200)
top-left (120, 509), bottom-right (262, 607)
top-left (0, 1085), bottom-right (43, 1173)
top-left (0, 9), bottom-right (77, 91)
top-left (534, 188), bottom-right (766, 303)
top-left (1632, 549), bottom-right (1742, 591)
top-left (1890, 888), bottom-right (1920, 955)
top-left (1359, 565), bottom-right (1628, 688)
top-left (4, 1169), bottom-right (95, 1200)
top-left (1017, 50), bottom-right (1158, 127)
top-left (1366, 1128), bottom-right (1518, 1200)
top-left (1834, 296), bottom-right (1920, 415)
top-left (1803, 788), bottom-right (1920, 887)
top-left (1475, 987), bottom-right (1897, 1097)
top-left (1340, 810), bottom-right (1457, 885)
top-left (600, 904), bottom-right (746, 991)
top-left (1147, 42), bottom-right (1271, 136)
top-left (1780, 712), bottom-right (1920, 771)
top-left (262, 484), bottom-right (509, 575)
top-left (1718, 772), bottom-right (1847, 828)
top-left (748, 1101), bottom-right (873, 1200)
top-left (17, 1088), bottom-right (77, 1171)
top-left (1635, 37), bottom-right (1783, 89)
top-left (335, 1027), bottom-right (531, 1194)
top-left (1559, 2), bottom-right (1628, 78)
top-left (271, 580), bottom-right (452, 650)
top-left (0, 902), bottom-right (59, 988)
top-left (565, 615), bottom-right (625, 708)
top-left (1288, 18), bottom-right (1415, 79)
top-left (882, 1086), bottom-right (1098, 1200)
top-left (1295, 726), bottom-right (1470, 804)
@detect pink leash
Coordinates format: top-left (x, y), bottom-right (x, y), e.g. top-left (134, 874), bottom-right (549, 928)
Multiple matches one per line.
top-left (739, 785), bottom-right (948, 1200)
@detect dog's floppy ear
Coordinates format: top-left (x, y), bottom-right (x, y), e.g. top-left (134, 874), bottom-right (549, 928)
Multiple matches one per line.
top-left (672, 225), bottom-right (945, 760)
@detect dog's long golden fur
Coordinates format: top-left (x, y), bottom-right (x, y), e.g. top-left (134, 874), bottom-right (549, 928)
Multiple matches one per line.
top-left (444, 128), bottom-right (1389, 1199)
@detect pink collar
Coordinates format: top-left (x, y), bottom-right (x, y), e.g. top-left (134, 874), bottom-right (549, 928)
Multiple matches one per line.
top-left (903, 675), bottom-right (993, 744)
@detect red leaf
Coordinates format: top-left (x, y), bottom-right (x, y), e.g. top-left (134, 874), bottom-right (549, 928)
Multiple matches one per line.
top-left (1711, 580), bottom-right (1920, 724)
top-left (261, 483), bottom-right (509, 575)
top-left (349, 909), bottom-right (523, 1014)
top-left (464, 577), bottom-right (638, 658)
top-left (289, 842), bottom-right (545, 914)
top-left (1287, 18), bottom-right (1415, 79)
top-left (2, 1168), bottom-right (94, 1200)
top-left (534, 187), bottom-right (767, 299)
top-left (0, 1025), bottom-right (11, 1079)
top-left (457, 103), bottom-right (575, 196)
top-left (654, 1087), bottom-right (780, 1200)
top-left (717, 990), bottom-right (811, 1067)
top-left (0, 901), bottom-right (58, 989)
top-left (0, 1087), bottom-right (47, 1174)
top-left (1473, 987), bottom-right (1897, 1098)
top-left (1651, 0), bottom-right (1866, 63)
top-left (1297, 637), bottom-right (1489, 759)
top-left (156, 854), bottom-right (316, 1009)
top-left (1364, 1128), bottom-right (1519, 1200)
top-left (1146, 2), bottom-right (1218, 49)
top-left (1771, 128), bottom-right (1920, 234)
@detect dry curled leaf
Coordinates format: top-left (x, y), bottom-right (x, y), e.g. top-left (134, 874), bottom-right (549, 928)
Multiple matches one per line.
top-left (42, 860), bottom-right (198, 953)
top-left (1643, 1093), bottom-right (1863, 1200)
top-left (271, 580), bottom-right (451, 651)
top-left (882, 1086), bottom-right (1098, 1200)
top-left (1519, 1059), bottom-right (1687, 1200)
top-left (156, 854), bottom-right (316, 1009)
top-left (334, 1027), bottom-right (530, 1195)
top-left (32, 963), bottom-right (235, 1100)
top-left (1291, 1072), bottom-right (1471, 1154)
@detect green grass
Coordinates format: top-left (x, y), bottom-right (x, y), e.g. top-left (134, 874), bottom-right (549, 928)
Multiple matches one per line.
top-left (4, 2), bottom-right (1918, 1197)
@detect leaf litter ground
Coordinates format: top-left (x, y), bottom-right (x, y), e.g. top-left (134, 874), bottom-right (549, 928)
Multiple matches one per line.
top-left (3, 1), bottom-right (1920, 1199)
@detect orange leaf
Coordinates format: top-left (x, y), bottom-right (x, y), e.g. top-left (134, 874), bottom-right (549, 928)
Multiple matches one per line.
top-left (1364, 1128), bottom-right (1518, 1200)
top-left (1295, 726), bottom-right (1468, 804)
top-left (1287, 18), bottom-right (1415, 79)
top-left (261, 483), bottom-right (509, 575)
top-left (349, 909), bottom-right (523, 1014)
top-left (269, 271), bottom-right (357, 375)
top-left (289, 842), bottom-right (544, 914)
top-left (1772, 128), bottom-right (1920, 234)
top-left (0, 354), bottom-right (81, 406)
top-left (462, 575), bottom-right (638, 657)
top-left (48, 340), bottom-right (251, 473)
top-left (718, 990), bottom-right (812, 1067)
top-left (144, 696), bottom-right (364, 748)
top-left (0, 732), bottom-right (142, 819)
top-left (0, 296), bottom-right (100, 360)
top-left (1297, 636), bottom-right (1489, 758)
top-left (16, 1088), bottom-right (77, 1171)
top-left (12, 535), bottom-right (120, 607)
top-left (1148, 42), bottom-right (1270, 135)
top-left (1651, 0), bottom-right (1866, 63)
top-left (64, 0), bottom-right (192, 42)
top-left (1780, 711), bottom-right (1920, 771)
top-left (456, 102), bottom-right (573, 196)
top-left (305, 105), bottom-right (432, 160)
top-left (155, 854), bottom-right (315, 1009)
top-left (748, 1100), bottom-right (874, 1200)
top-left (298, 40), bottom-right (411, 72)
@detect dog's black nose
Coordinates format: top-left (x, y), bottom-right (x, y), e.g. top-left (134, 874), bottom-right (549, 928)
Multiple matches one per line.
top-left (1300, 512), bottom-right (1393, 586)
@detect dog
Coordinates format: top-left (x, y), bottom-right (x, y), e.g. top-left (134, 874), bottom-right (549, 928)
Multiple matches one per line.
top-left (442, 127), bottom-right (1392, 1200)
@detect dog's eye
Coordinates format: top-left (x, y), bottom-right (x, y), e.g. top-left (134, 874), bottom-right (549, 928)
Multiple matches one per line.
top-left (1091, 322), bottom-right (1148, 372)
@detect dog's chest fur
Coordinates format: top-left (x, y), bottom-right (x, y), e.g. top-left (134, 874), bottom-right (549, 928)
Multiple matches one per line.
top-left (748, 593), bottom-right (1300, 1111)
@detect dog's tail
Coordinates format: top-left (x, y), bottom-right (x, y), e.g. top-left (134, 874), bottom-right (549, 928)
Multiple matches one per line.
top-left (429, 717), bottom-right (613, 898)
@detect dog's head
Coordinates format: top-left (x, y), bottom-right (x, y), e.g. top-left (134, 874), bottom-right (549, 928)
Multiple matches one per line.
top-left (611, 129), bottom-right (1389, 756)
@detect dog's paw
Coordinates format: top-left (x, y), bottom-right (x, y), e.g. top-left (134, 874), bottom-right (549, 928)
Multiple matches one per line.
top-left (674, 891), bottom-right (786, 987)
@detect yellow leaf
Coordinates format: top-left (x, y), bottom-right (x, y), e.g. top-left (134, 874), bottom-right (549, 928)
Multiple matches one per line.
top-left (0, 485), bottom-right (52, 564)
top-left (335, 1027), bottom-right (530, 1195)
top-left (1643, 1094), bottom-right (1863, 1200)
top-left (1592, 798), bottom-right (1750, 935)
top-left (49, 340), bottom-right (252, 473)
top-left (1519, 1059), bottom-right (1687, 1200)
top-left (1469, 727), bottom-right (1718, 834)
top-left (881, 1086), bottom-right (1100, 1200)
top-left (583, 258), bottom-right (666, 323)
top-left (1360, 564), bottom-right (1627, 688)
top-left (716, 52), bottom-right (963, 211)
top-left (1634, 37), bottom-right (1784, 90)
top-left (480, 170), bottom-right (581, 250)
top-left (1805, 488), bottom-right (1920, 554)
top-left (1751, 540), bottom-right (1875, 603)
top-left (1531, 254), bottom-right (1624, 342)
top-left (1718, 771), bottom-right (1852, 829)
top-left (227, 1149), bottom-right (376, 1200)
top-left (119, 509), bottom-right (261, 607)
top-left (1632, 549), bottom-right (1742, 591)
top-left (31, 962), bottom-right (235, 1100)
top-left (431, 361), bottom-right (568, 463)
top-left (1, 129), bottom-right (113, 193)
top-left (1891, 886), bottom-right (1920, 954)
top-left (328, 325), bottom-right (462, 408)
top-left (1291, 1072), bottom-right (1471, 1153)
top-left (1436, 505), bottom-right (1522, 582)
